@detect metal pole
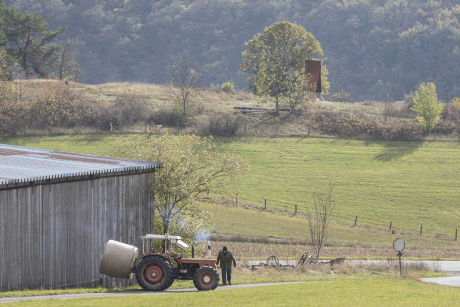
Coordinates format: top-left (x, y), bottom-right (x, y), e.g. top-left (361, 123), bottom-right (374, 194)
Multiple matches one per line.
top-left (399, 253), bottom-right (402, 276)
top-left (354, 216), bottom-right (357, 227)
top-left (389, 221), bottom-right (392, 232)
top-left (456, 229), bottom-right (458, 241)
top-left (420, 225), bottom-right (423, 236)
top-left (265, 199), bottom-right (266, 209)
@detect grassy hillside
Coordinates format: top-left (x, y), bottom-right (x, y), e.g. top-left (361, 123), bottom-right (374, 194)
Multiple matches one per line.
top-left (5, 80), bottom-right (459, 142)
top-left (214, 137), bottom-right (460, 238)
top-left (2, 134), bottom-right (460, 250)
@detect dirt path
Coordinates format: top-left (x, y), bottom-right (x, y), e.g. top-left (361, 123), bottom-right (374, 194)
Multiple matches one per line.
top-left (0, 282), bottom-right (311, 304)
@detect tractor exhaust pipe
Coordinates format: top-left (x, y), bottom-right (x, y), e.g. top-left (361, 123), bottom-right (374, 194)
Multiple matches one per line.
top-left (192, 243), bottom-right (195, 258)
top-left (208, 240), bottom-right (211, 258)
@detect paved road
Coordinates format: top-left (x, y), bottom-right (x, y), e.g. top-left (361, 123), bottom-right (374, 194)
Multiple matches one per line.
top-left (242, 260), bottom-right (460, 274)
top-left (0, 282), bottom-right (310, 304)
top-left (244, 259), bottom-right (460, 287)
top-left (421, 276), bottom-right (460, 287)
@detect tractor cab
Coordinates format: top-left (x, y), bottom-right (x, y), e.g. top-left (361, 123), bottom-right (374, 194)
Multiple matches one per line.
top-left (140, 234), bottom-right (189, 256)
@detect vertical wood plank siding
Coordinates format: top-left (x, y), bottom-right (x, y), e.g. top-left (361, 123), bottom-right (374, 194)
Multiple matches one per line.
top-left (0, 172), bottom-right (155, 291)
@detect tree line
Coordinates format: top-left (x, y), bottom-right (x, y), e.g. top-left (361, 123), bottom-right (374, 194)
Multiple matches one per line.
top-left (3, 0), bottom-right (460, 100)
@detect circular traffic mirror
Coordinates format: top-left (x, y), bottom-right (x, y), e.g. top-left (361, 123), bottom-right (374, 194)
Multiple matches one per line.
top-left (393, 238), bottom-right (405, 252)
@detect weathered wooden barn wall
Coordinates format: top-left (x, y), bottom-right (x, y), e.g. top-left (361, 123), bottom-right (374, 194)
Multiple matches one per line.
top-left (0, 172), bottom-right (155, 291)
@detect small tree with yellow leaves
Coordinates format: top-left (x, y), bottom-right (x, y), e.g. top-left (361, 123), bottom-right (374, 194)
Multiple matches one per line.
top-left (117, 128), bottom-right (249, 246)
top-left (411, 82), bottom-right (443, 133)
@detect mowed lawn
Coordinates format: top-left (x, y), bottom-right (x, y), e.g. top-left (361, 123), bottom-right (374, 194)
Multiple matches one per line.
top-left (2, 134), bottom-right (460, 239)
top-left (3, 280), bottom-right (460, 306)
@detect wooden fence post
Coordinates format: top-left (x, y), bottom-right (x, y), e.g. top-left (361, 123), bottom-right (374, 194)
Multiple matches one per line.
top-left (420, 225), bottom-right (423, 236)
top-left (456, 229), bottom-right (458, 241)
top-left (244, 123), bottom-right (246, 134)
top-left (389, 222), bottom-right (392, 232)
top-left (353, 216), bottom-right (358, 227)
top-left (295, 205), bottom-right (297, 215)
top-left (264, 199), bottom-right (266, 209)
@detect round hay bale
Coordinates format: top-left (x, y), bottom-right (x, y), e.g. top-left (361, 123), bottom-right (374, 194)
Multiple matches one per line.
top-left (99, 240), bottom-right (139, 279)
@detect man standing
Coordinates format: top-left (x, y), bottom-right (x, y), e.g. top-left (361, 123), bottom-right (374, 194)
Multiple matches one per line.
top-left (216, 246), bottom-right (236, 285)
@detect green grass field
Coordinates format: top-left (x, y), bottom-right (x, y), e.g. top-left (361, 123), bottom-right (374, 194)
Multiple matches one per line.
top-left (2, 134), bottom-right (460, 246)
top-left (213, 137), bottom-right (460, 237)
top-left (3, 279), bottom-right (459, 306)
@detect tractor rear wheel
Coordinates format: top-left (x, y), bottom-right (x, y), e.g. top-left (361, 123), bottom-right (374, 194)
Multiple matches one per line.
top-left (193, 266), bottom-right (219, 291)
top-left (136, 256), bottom-right (173, 291)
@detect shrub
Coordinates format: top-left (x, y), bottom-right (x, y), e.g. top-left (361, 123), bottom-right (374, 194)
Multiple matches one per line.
top-left (315, 111), bottom-right (424, 141)
top-left (329, 90), bottom-right (352, 102)
top-left (209, 113), bottom-right (241, 135)
top-left (100, 92), bottom-right (150, 130)
top-left (221, 81), bottom-right (234, 93)
top-left (0, 81), bottom-right (96, 134)
top-left (148, 109), bottom-right (186, 128)
top-left (0, 81), bottom-right (153, 134)
top-left (386, 103), bottom-right (416, 119)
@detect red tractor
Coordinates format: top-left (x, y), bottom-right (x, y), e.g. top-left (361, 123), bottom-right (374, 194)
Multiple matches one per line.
top-left (99, 234), bottom-right (219, 291)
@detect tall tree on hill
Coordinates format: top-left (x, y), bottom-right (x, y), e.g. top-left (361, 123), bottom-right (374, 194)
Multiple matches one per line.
top-left (239, 21), bottom-right (328, 113)
top-left (4, 7), bottom-right (66, 78)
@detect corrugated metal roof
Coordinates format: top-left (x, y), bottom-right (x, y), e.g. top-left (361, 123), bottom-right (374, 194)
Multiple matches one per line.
top-left (0, 144), bottom-right (162, 185)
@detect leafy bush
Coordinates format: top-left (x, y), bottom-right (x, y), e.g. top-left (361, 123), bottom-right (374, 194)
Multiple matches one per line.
top-left (209, 113), bottom-right (241, 135)
top-left (386, 103), bottom-right (416, 119)
top-left (0, 81), bottom-right (95, 134)
top-left (221, 81), bottom-right (234, 93)
top-left (0, 81), bottom-right (154, 134)
top-left (435, 120), bottom-right (457, 135)
top-left (329, 90), bottom-right (352, 102)
top-left (148, 109), bottom-right (186, 128)
top-left (97, 92), bottom-right (150, 130)
top-left (316, 111), bottom-right (424, 141)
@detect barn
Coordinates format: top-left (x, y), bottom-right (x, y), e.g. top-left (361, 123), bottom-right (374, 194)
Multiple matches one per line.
top-left (0, 144), bottom-right (162, 291)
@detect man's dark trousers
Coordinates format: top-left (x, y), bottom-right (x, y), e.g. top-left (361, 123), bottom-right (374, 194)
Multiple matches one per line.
top-left (222, 268), bottom-right (232, 285)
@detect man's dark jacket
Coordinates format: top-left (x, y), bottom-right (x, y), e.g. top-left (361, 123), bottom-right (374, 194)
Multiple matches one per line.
top-left (216, 250), bottom-right (236, 269)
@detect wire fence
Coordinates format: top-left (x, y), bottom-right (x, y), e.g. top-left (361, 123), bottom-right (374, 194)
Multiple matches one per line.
top-left (229, 196), bottom-right (460, 242)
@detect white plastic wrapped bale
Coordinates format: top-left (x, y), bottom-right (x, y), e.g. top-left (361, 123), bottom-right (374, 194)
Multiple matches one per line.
top-left (99, 240), bottom-right (139, 279)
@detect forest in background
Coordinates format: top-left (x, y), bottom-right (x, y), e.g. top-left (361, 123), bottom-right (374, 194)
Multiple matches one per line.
top-left (4, 0), bottom-right (460, 101)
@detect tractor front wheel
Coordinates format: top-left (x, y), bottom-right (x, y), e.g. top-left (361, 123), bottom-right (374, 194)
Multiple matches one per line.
top-left (136, 256), bottom-right (174, 291)
top-left (193, 266), bottom-right (219, 291)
